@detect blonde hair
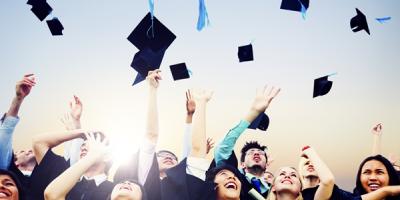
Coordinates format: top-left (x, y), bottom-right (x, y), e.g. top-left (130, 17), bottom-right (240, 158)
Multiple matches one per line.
top-left (266, 167), bottom-right (303, 200)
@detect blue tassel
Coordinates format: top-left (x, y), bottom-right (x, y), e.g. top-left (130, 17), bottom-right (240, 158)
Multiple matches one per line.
top-left (147, 0), bottom-right (155, 38)
top-left (197, 0), bottom-right (210, 31)
top-left (298, 0), bottom-right (307, 20)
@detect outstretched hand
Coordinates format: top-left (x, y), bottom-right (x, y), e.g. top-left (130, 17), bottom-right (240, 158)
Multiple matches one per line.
top-left (15, 74), bottom-right (36, 100)
top-left (84, 132), bottom-right (109, 161)
top-left (251, 85), bottom-right (281, 113)
top-left (146, 69), bottom-right (162, 89)
top-left (186, 90), bottom-right (196, 115)
top-left (372, 123), bottom-right (383, 135)
top-left (190, 89), bottom-right (213, 103)
top-left (206, 137), bottom-right (215, 155)
top-left (69, 95), bottom-right (83, 121)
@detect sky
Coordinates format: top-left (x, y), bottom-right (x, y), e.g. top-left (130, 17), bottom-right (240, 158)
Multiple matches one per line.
top-left (1, 0), bottom-right (400, 191)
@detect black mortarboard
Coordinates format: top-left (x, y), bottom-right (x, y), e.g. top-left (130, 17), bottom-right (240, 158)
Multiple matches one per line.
top-left (280, 0), bottom-right (309, 12)
top-left (313, 75), bottom-right (333, 98)
top-left (127, 12), bottom-right (176, 52)
top-left (170, 63), bottom-right (190, 81)
top-left (350, 8), bottom-right (370, 35)
top-left (27, 0), bottom-right (53, 21)
top-left (238, 44), bottom-right (254, 62)
top-left (46, 17), bottom-right (64, 36)
top-left (131, 47), bottom-right (166, 85)
top-left (248, 113), bottom-right (269, 131)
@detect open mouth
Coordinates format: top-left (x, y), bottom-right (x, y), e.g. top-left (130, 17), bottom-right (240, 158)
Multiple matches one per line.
top-left (224, 181), bottom-right (238, 190)
top-left (253, 156), bottom-right (261, 162)
top-left (119, 185), bottom-right (132, 191)
top-left (281, 179), bottom-right (293, 184)
top-left (368, 183), bottom-right (380, 191)
top-left (0, 191), bottom-right (10, 197)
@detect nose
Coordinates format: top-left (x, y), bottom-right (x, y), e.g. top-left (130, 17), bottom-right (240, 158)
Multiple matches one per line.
top-left (368, 173), bottom-right (378, 181)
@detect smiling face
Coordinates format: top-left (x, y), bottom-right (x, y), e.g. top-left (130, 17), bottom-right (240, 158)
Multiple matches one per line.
top-left (243, 148), bottom-right (267, 170)
top-left (110, 181), bottom-right (142, 200)
top-left (272, 167), bottom-right (302, 196)
top-left (214, 169), bottom-right (242, 200)
top-left (360, 160), bottom-right (390, 193)
top-left (0, 174), bottom-right (19, 200)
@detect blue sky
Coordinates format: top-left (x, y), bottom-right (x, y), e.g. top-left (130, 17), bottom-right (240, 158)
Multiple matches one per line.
top-left (1, 0), bottom-right (399, 190)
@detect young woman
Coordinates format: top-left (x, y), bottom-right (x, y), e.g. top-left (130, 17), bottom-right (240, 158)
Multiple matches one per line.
top-left (0, 169), bottom-right (25, 200)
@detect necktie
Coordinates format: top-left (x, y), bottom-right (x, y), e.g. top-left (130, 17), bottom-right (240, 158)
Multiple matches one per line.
top-left (251, 177), bottom-right (262, 193)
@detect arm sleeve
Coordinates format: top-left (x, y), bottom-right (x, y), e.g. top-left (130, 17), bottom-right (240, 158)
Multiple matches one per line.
top-left (214, 120), bottom-right (250, 166)
top-left (0, 114), bottom-right (19, 169)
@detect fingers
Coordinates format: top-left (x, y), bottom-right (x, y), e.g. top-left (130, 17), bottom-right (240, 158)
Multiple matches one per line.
top-left (24, 74), bottom-right (34, 78)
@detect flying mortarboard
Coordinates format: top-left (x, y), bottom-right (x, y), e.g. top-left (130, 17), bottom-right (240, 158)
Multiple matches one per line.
top-left (170, 63), bottom-right (190, 81)
top-left (376, 17), bottom-right (391, 24)
top-left (127, 12), bottom-right (176, 52)
top-left (238, 44), bottom-right (254, 62)
top-left (27, 0), bottom-right (53, 21)
top-left (131, 47), bottom-right (167, 85)
top-left (350, 8), bottom-right (370, 35)
top-left (280, 0), bottom-right (309, 13)
top-left (313, 74), bottom-right (334, 98)
top-left (248, 113), bottom-right (270, 131)
top-left (46, 17), bottom-right (64, 36)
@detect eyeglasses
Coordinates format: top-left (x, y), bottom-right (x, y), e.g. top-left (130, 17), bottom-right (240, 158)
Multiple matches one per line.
top-left (246, 149), bottom-right (266, 156)
top-left (157, 153), bottom-right (178, 161)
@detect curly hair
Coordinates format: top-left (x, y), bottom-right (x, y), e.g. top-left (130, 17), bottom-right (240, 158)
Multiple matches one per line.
top-left (240, 141), bottom-right (268, 162)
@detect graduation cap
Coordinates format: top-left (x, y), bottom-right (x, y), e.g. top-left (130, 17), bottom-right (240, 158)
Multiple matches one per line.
top-left (313, 75), bottom-right (333, 98)
top-left (238, 44), bottom-right (253, 62)
top-left (27, 0), bottom-right (53, 21)
top-left (170, 63), bottom-right (190, 81)
top-left (130, 47), bottom-right (167, 85)
top-left (350, 8), bottom-right (370, 35)
top-left (248, 113), bottom-right (269, 131)
top-left (127, 12), bottom-right (176, 52)
top-left (46, 17), bottom-right (64, 36)
top-left (280, 0), bottom-right (309, 13)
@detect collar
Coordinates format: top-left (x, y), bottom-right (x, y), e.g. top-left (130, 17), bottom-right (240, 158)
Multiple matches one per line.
top-left (80, 174), bottom-right (108, 186)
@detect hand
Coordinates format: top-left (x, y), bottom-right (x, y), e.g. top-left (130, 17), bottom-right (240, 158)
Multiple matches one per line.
top-left (186, 90), bottom-right (196, 115)
top-left (251, 85), bottom-right (280, 113)
top-left (388, 154), bottom-right (400, 171)
top-left (84, 132), bottom-right (109, 160)
top-left (301, 145), bottom-right (315, 159)
top-left (15, 74), bottom-right (36, 100)
top-left (372, 123), bottom-right (383, 135)
top-left (146, 69), bottom-right (162, 89)
top-left (206, 137), bottom-right (215, 155)
top-left (69, 95), bottom-right (83, 121)
top-left (60, 113), bottom-right (74, 131)
top-left (190, 89), bottom-right (213, 103)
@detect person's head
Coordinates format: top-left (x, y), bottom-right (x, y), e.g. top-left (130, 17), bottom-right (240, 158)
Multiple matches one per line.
top-left (109, 180), bottom-right (145, 200)
top-left (268, 167), bottom-right (302, 200)
top-left (264, 170), bottom-right (274, 186)
top-left (0, 169), bottom-right (24, 200)
top-left (206, 165), bottom-right (243, 200)
top-left (354, 155), bottom-right (400, 196)
top-left (240, 141), bottom-right (268, 172)
top-left (297, 156), bottom-right (319, 187)
top-left (14, 149), bottom-right (36, 167)
top-left (156, 150), bottom-right (178, 172)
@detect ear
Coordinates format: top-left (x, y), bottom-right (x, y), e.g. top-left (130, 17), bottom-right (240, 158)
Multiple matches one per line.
top-left (240, 162), bottom-right (245, 169)
top-left (271, 185), bottom-right (276, 193)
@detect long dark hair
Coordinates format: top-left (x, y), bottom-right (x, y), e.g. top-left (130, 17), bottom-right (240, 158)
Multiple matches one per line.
top-left (353, 155), bottom-right (400, 199)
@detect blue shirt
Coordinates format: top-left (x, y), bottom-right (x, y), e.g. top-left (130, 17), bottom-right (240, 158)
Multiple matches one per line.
top-left (0, 114), bottom-right (19, 169)
top-left (214, 120), bottom-right (250, 166)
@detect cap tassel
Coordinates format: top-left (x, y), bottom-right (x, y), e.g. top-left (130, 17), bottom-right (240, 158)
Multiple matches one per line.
top-left (147, 0), bottom-right (155, 38)
top-left (197, 0), bottom-right (210, 31)
top-left (298, 0), bottom-right (307, 20)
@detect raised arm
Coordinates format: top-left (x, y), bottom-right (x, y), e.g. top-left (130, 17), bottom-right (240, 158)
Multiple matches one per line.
top-left (182, 90), bottom-right (195, 158)
top-left (189, 89), bottom-right (213, 158)
top-left (0, 74), bottom-right (36, 169)
top-left (145, 69), bottom-right (161, 144)
top-left (32, 129), bottom-right (85, 164)
top-left (214, 85), bottom-right (280, 165)
top-left (62, 95), bottom-right (84, 165)
top-left (371, 123), bottom-right (382, 156)
top-left (44, 132), bottom-right (108, 200)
